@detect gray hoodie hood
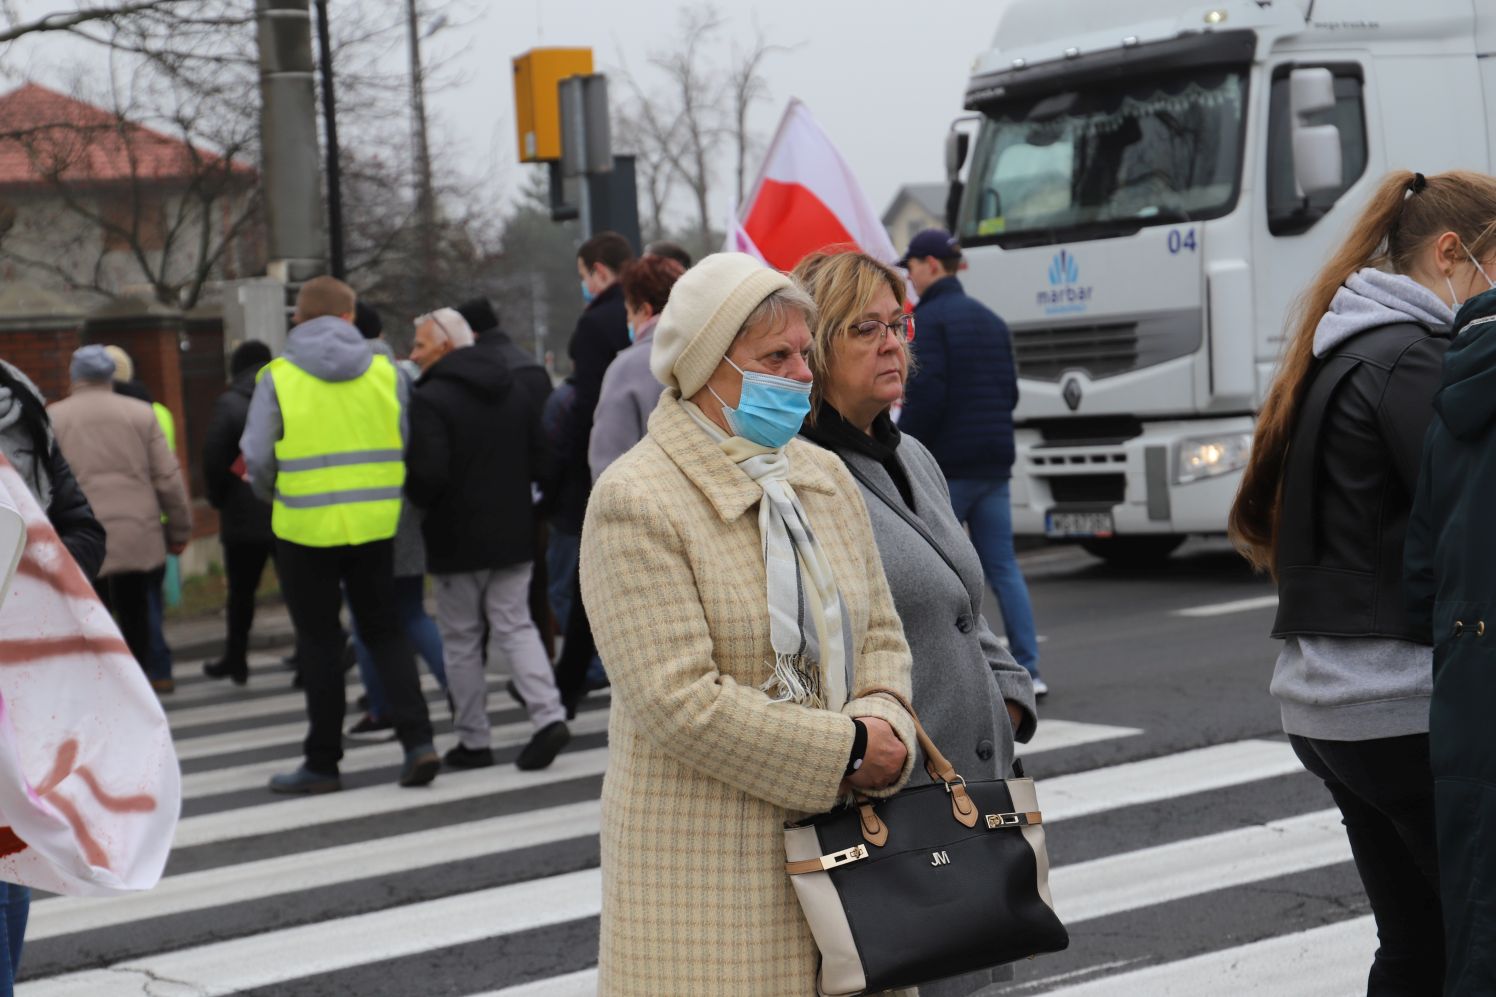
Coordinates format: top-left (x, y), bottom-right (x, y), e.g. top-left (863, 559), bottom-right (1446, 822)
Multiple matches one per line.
top-left (283, 315), bottom-right (373, 382)
top-left (1312, 268), bottom-right (1454, 358)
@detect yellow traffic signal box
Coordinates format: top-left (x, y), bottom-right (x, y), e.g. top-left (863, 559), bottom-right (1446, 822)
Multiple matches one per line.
top-left (513, 47), bottom-right (594, 162)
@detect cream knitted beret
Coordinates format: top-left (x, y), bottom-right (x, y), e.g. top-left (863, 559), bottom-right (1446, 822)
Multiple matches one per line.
top-left (649, 252), bottom-right (792, 398)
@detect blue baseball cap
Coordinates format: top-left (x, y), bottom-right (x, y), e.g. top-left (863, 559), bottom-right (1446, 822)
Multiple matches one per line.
top-left (896, 228), bottom-right (962, 268)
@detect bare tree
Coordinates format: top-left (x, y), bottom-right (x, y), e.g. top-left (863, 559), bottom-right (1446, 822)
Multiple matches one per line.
top-left (0, 0), bottom-right (196, 45)
top-left (616, 3), bottom-right (789, 254)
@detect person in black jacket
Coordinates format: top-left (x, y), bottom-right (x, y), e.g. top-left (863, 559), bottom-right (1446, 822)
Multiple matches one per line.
top-left (1231, 169), bottom-right (1496, 995)
top-left (0, 360), bottom-right (105, 580)
top-left (456, 297), bottom-right (556, 649)
top-left (1405, 286), bottom-right (1496, 994)
top-left (404, 309), bottom-right (570, 772)
top-left (201, 341), bottom-right (275, 684)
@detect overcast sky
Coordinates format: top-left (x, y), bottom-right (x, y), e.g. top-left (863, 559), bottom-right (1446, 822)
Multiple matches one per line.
top-left (425, 0), bottom-right (1013, 224)
top-left (5, 0), bottom-right (1014, 228)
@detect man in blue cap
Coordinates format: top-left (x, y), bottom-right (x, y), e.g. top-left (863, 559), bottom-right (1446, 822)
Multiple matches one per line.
top-left (898, 228), bottom-right (1046, 695)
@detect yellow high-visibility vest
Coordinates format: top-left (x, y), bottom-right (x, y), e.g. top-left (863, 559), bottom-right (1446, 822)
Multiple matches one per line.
top-left (265, 355), bottom-right (404, 547)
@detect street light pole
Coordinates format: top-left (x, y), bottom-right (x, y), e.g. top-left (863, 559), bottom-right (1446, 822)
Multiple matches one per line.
top-left (313, 0), bottom-right (345, 280)
top-left (405, 0), bottom-right (437, 289)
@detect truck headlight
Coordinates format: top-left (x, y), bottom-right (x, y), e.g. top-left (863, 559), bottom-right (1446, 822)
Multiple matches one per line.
top-left (1175, 432), bottom-right (1251, 484)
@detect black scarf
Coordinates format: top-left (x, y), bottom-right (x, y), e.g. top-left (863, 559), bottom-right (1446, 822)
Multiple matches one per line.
top-left (801, 404), bottom-right (915, 510)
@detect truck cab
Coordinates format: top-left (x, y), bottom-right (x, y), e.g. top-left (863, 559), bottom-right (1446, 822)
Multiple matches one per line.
top-left (947, 0), bottom-right (1494, 564)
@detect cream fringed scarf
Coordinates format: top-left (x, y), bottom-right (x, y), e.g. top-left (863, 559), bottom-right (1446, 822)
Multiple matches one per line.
top-left (682, 400), bottom-right (852, 711)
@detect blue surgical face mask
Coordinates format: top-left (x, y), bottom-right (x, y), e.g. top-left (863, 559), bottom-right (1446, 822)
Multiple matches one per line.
top-left (708, 355), bottom-right (812, 449)
top-left (580, 278), bottom-right (594, 304)
top-left (626, 322), bottom-right (636, 344)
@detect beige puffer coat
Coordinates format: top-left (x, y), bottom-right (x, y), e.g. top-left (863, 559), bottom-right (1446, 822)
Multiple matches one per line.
top-left (49, 383), bottom-right (191, 576)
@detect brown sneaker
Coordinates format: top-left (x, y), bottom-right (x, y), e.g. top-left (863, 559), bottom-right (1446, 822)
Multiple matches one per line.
top-left (150, 678), bottom-right (175, 695)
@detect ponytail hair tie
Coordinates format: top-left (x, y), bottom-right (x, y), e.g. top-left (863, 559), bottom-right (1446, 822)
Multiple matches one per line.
top-left (1410, 172), bottom-right (1428, 194)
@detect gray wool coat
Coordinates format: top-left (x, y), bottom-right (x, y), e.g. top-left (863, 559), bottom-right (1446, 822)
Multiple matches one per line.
top-left (810, 432), bottom-right (1039, 997)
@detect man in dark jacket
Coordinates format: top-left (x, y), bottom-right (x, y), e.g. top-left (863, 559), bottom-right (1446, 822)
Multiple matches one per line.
top-left (1405, 286), bottom-right (1496, 994)
top-left (899, 228), bottom-right (1045, 694)
top-left (457, 296), bottom-right (556, 651)
top-left (201, 341), bottom-right (275, 684)
top-left (405, 309), bottom-right (570, 772)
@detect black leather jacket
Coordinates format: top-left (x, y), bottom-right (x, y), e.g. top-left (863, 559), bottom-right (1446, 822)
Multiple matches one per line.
top-left (1272, 322), bottom-right (1449, 642)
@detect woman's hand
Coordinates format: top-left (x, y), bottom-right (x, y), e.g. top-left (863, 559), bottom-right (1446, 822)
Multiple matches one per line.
top-left (1006, 701), bottom-right (1024, 733)
top-left (846, 716), bottom-right (907, 790)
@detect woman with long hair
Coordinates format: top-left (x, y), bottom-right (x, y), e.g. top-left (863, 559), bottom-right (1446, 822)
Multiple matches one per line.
top-left (1230, 169), bottom-right (1496, 993)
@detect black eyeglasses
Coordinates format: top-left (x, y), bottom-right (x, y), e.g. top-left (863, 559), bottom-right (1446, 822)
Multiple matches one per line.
top-left (849, 315), bottom-right (915, 344)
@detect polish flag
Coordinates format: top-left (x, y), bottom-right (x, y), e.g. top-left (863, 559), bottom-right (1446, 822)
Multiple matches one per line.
top-left (731, 99), bottom-right (899, 272)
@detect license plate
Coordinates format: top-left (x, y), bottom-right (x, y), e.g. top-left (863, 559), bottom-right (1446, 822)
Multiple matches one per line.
top-left (1045, 510), bottom-right (1114, 538)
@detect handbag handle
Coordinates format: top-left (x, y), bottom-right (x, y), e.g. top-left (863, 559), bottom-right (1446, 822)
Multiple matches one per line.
top-left (854, 684), bottom-right (979, 830)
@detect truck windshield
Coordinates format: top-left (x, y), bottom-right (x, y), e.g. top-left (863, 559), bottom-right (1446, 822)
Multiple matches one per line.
top-left (960, 68), bottom-right (1247, 247)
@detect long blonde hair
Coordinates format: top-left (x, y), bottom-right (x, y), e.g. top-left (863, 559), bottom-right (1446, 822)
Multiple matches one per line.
top-left (1229, 169), bottom-right (1496, 574)
top-left (790, 250), bottom-right (910, 423)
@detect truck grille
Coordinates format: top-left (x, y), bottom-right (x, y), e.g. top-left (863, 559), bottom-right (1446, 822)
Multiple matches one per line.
top-left (1014, 323), bottom-right (1139, 380)
top-left (1009, 310), bottom-right (1202, 382)
top-left (1048, 473), bottom-right (1126, 505)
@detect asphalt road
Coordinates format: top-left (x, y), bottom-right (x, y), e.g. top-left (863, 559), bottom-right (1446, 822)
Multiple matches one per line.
top-left (19, 540), bottom-right (1376, 996)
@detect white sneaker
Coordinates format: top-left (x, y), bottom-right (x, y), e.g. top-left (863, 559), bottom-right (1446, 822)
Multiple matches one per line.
top-left (1031, 676), bottom-right (1049, 697)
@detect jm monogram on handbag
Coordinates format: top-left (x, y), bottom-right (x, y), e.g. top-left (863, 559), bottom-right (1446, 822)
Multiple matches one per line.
top-left (784, 686), bottom-right (1068, 996)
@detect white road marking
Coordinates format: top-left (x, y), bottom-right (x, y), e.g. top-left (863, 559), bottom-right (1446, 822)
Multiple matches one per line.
top-left (1173, 594), bottom-right (1279, 618)
top-left (1039, 914), bottom-right (1376, 996)
top-left (173, 747), bottom-right (613, 849)
top-left (165, 671), bottom-right (466, 730)
top-left (1015, 719), bottom-right (1140, 757)
top-left (20, 868), bottom-right (604, 997)
top-left (1039, 739), bottom-right (1300, 823)
top-left (27, 801), bottom-right (602, 941)
top-left (1049, 808), bottom-right (1348, 923)
top-left (179, 708), bottom-right (612, 799)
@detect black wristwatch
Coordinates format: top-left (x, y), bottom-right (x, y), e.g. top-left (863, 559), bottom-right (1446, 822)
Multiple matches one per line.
top-left (845, 718), bottom-right (868, 776)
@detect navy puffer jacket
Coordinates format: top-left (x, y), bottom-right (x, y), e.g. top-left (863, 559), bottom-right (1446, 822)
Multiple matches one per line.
top-left (899, 276), bottom-right (1017, 480)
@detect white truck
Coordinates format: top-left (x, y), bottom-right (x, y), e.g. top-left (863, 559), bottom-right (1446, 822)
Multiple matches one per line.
top-left (944, 0), bottom-right (1495, 564)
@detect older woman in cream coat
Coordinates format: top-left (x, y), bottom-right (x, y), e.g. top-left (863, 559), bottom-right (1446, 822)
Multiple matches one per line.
top-left (580, 253), bottom-right (919, 996)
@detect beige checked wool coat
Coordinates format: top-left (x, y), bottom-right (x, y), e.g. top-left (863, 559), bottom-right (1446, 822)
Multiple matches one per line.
top-left (580, 391), bottom-right (920, 996)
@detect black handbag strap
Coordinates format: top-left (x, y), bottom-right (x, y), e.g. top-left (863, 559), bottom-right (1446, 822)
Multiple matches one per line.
top-left (841, 457), bottom-right (979, 620)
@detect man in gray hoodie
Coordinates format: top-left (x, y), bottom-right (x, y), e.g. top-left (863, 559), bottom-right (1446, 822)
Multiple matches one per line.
top-left (240, 276), bottom-right (439, 794)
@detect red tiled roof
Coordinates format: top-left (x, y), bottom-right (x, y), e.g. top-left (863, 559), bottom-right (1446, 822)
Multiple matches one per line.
top-left (0, 83), bottom-right (255, 188)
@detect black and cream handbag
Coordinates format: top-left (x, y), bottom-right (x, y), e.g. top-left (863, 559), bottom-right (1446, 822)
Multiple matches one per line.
top-left (784, 686), bottom-right (1068, 996)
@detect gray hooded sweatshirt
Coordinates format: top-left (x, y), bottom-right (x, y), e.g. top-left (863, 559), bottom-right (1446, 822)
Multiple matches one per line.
top-left (239, 315), bottom-right (409, 509)
top-left (1271, 269), bottom-right (1453, 741)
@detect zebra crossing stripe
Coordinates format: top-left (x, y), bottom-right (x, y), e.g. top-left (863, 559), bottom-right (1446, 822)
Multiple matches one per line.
top-left (165, 672), bottom-right (472, 730)
top-left (19, 868), bottom-right (605, 997)
top-left (1038, 738), bottom-right (1299, 822)
top-left (26, 800), bottom-right (602, 941)
top-left (1038, 914), bottom-right (1376, 995)
top-left (1049, 808), bottom-right (1348, 923)
top-left (179, 708), bottom-right (613, 799)
top-left (172, 747), bottom-right (612, 849)
top-left (1015, 719), bottom-right (1139, 756)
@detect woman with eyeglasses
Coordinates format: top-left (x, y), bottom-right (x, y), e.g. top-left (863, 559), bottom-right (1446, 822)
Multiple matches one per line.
top-left (794, 249), bottom-right (1037, 997)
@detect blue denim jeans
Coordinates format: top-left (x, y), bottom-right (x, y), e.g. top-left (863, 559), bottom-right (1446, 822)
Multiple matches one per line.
top-left (546, 528), bottom-right (580, 632)
top-left (945, 478), bottom-right (1040, 676)
top-left (0, 881), bottom-right (28, 993)
top-left (352, 576), bottom-right (447, 719)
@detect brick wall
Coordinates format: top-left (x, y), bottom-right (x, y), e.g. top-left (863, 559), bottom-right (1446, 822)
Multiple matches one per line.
top-left (0, 325), bottom-right (84, 402)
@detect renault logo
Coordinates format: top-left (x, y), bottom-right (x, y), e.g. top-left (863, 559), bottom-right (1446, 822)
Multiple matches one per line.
top-left (1062, 377), bottom-right (1083, 412)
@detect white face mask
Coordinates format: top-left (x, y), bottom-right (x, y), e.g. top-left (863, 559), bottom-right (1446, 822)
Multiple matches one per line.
top-left (1446, 244), bottom-right (1496, 309)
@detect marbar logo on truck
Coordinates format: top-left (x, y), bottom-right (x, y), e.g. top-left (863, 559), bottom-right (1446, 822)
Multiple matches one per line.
top-left (1038, 249), bottom-right (1093, 315)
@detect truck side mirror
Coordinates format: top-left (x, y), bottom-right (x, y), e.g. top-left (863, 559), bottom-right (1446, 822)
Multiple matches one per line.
top-left (1289, 68), bottom-right (1343, 197)
top-left (945, 130), bottom-right (970, 182)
